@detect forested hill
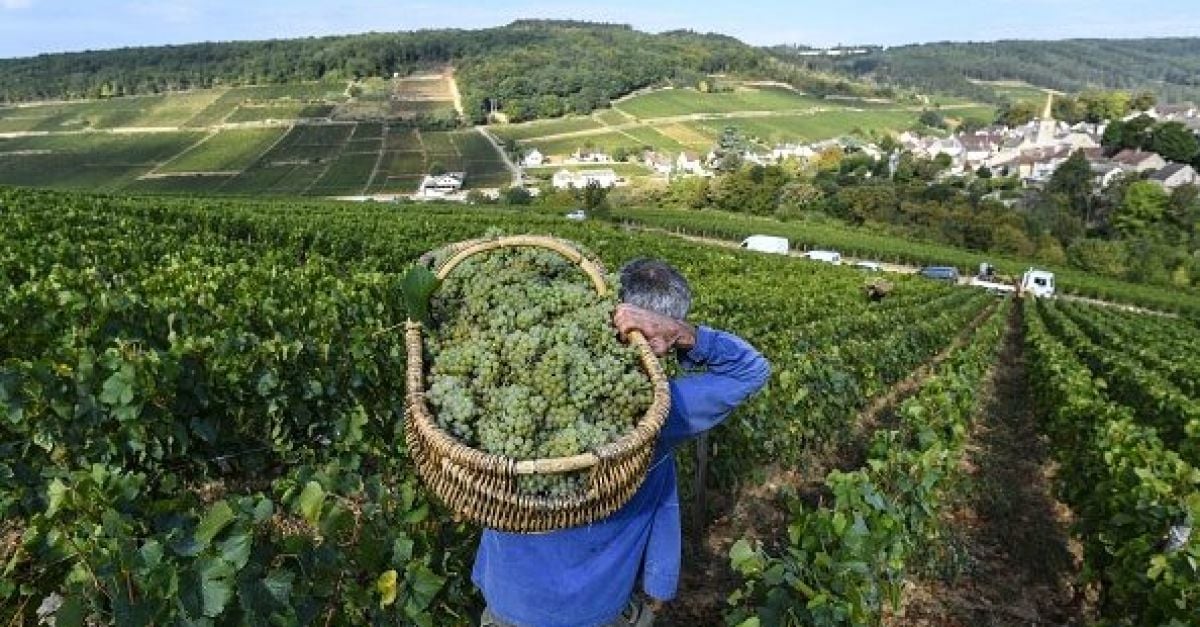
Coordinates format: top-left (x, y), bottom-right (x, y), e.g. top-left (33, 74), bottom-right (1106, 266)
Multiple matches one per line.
top-left (0, 20), bottom-right (835, 122)
top-left (783, 38), bottom-right (1200, 104)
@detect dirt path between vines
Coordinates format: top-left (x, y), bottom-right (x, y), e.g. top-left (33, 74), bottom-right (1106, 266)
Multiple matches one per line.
top-left (659, 302), bottom-right (999, 626)
top-left (892, 304), bottom-right (1087, 626)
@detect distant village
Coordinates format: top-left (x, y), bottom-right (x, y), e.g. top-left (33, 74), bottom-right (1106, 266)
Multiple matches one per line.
top-left (403, 95), bottom-right (1199, 202)
top-left (507, 95), bottom-right (1198, 198)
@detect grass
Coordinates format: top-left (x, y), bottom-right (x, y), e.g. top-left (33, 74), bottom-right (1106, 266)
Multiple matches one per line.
top-left (521, 131), bottom-right (650, 158)
top-left (616, 86), bottom-right (825, 119)
top-left (685, 109), bottom-right (924, 144)
top-left (0, 93), bottom-right (223, 131)
top-left (489, 117), bottom-right (604, 142)
top-left (159, 128), bottom-right (286, 173)
top-left (593, 108), bottom-right (631, 125)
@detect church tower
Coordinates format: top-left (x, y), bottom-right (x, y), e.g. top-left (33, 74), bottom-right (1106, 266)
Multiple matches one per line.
top-left (1034, 93), bottom-right (1056, 147)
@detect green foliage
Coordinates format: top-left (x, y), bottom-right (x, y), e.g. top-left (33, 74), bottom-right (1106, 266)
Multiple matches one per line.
top-left (824, 39), bottom-right (1200, 105)
top-left (1150, 122), bottom-right (1200, 164)
top-left (1026, 301), bottom-right (1200, 622)
top-left (1116, 181), bottom-right (1170, 237)
top-left (727, 300), bottom-right (1009, 626)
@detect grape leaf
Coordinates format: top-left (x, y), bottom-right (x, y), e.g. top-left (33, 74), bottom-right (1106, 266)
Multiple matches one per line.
top-left (402, 265), bottom-right (442, 326)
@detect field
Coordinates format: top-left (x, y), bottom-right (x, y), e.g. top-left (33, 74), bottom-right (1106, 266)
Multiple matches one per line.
top-left (0, 92), bottom-right (225, 132)
top-left (158, 128), bottom-right (287, 173)
top-left (492, 84), bottom-right (996, 171)
top-left (615, 86), bottom-right (825, 118)
top-left (609, 205), bottom-right (1200, 314)
top-left (5, 187), bottom-right (1194, 626)
top-left (0, 131), bottom-right (205, 190)
top-left (2, 188), bottom-right (1198, 626)
top-left (969, 79), bottom-right (1056, 102)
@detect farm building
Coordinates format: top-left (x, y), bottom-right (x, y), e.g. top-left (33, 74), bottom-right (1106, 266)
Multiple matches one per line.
top-left (551, 169), bottom-right (618, 189)
top-left (418, 172), bottom-right (466, 198)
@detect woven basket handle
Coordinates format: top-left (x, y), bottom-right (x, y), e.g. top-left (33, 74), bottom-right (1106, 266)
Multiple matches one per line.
top-left (426, 235), bottom-right (657, 476)
top-left (435, 235), bottom-right (609, 296)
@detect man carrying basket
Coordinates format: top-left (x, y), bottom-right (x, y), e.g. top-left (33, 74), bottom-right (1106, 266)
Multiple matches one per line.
top-left (474, 258), bottom-right (771, 627)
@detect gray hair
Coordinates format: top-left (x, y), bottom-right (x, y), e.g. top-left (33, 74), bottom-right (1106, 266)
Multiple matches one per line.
top-left (618, 258), bottom-right (691, 320)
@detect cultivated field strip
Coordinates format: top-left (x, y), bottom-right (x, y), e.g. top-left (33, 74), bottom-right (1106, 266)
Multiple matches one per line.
top-left (1025, 301), bottom-right (1200, 624)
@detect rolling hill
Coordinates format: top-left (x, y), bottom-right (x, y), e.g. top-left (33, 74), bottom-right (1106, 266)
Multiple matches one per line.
top-left (780, 38), bottom-right (1200, 104)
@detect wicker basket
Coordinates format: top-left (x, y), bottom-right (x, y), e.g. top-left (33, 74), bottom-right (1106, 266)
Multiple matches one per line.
top-left (405, 235), bottom-right (671, 532)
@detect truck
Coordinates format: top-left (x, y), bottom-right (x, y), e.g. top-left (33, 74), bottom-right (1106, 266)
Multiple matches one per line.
top-left (1020, 268), bottom-right (1055, 298)
top-left (739, 235), bottom-right (789, 255)
top-left (803, 250), bottom-right (842, 265)
top-left (968, 262), bottom-right (1016, 294)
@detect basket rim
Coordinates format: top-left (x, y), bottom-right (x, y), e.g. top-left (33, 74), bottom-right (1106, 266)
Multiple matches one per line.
top-left (405, 235), bottom-right (670, 476)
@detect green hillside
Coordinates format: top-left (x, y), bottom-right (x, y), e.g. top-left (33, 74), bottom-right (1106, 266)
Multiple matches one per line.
top-left (779, 38), bottom-right (1200, 103)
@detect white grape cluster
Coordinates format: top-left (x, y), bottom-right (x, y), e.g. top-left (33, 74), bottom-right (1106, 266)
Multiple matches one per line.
top-left (425, 244), bottom-right (652, 498)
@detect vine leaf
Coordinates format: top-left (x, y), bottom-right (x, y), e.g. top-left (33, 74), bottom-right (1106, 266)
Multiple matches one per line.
top-left (402, 265), bottom-right (442, 327)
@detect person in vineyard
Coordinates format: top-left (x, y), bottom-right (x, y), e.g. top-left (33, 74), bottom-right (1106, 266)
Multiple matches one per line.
top-left (473, 258), bottom-right (771, 627)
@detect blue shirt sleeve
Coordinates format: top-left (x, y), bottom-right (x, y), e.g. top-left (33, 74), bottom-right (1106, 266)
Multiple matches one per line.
top-left (659, 326), bottom-right (770, 450)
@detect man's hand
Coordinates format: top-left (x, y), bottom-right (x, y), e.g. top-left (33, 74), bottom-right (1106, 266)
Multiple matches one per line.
top-left (613, 304), bottom-right (695, 357)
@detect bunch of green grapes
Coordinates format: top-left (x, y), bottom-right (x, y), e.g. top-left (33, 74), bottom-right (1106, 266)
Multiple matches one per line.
top-left (424, 242), bottom-right (653, 499)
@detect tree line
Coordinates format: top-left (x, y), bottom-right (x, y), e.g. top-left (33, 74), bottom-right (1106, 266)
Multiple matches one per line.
top-left (0, 20), bottom-right (877, 124)
top-left (783, 38), bottom-right (1200, 105)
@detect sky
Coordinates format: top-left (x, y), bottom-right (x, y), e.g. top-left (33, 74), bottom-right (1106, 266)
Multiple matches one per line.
top-left (1, 0), bottom-right (1199, 59)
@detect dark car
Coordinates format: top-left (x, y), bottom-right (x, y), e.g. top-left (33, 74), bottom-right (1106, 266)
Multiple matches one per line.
top-left (918, 266), bottom-right (960, 283)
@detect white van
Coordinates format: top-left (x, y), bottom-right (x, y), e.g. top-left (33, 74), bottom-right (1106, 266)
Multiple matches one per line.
top-left (1021, 269), bottom-right (1055, 298)
top-left (740, 235), bottom-right (789, 255)
top-left (804, 250), bottom-right (842, 266)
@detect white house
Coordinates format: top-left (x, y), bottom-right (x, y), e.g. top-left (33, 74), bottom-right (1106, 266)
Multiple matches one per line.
top-left (1111, 149), bottom-right (1167, 174)
top-left (568, 149), bottom-right (611, 164)
top-left (642, 151), bottom-right (674, 176)
top-left (521, 149), bottom-right (545, 167)
top-left (676, 152), bottom-right (706, 175)
top-left (1091, 161), bottom-right (1125, 188)
top-left (771, 144), bottom-right (815, 162)
top-left (417, 172), bottom-right (465, 198)
top-left (551, 169), bottom-right (619, 189)
top-left (1148, 163), bottom-right (1198, 191)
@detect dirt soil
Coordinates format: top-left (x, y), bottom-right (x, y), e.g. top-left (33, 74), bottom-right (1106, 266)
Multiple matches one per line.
top-left (889, 305), bottom-right (1088, 626)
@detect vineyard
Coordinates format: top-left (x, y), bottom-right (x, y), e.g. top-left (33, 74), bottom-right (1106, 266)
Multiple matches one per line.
top-left (1, 187), bottom-right (1197, 625)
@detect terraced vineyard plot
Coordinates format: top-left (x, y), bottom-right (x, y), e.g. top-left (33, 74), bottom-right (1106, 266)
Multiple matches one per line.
top-left (225, 103), bottom-right (334, 123)
top-left (306, 152), bottom-right (378, 195)
top-left (369, 151), bottom-right (426, 193)
top-left (123, 174), bottom-right (234, 194)
top-left (255, 124), bottom-right (352, 165)
top-left (158, 128), bottom-right (286, 173)
top-left (0, 92), bottom-right (224, 132)
top-left (0, 132), bottom-right (204, 189)
top-left (351, 122), bottom-right (384, 139)
top-left (184, 82), bottom-right (349, 127)
top-left (384, 126), bottom-right (421, 149)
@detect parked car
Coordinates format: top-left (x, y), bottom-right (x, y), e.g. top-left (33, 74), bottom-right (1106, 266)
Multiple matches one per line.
top-left (918, 266), bottom-right (960, 283)
top-left (739, 235), bottom-right (789, 255)
top-left (854, 260), bottom-right (883, 272)
top-left (565, 209), bottom-right (587, 221)
top-left (803, 250), bottom-right (842, 265)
